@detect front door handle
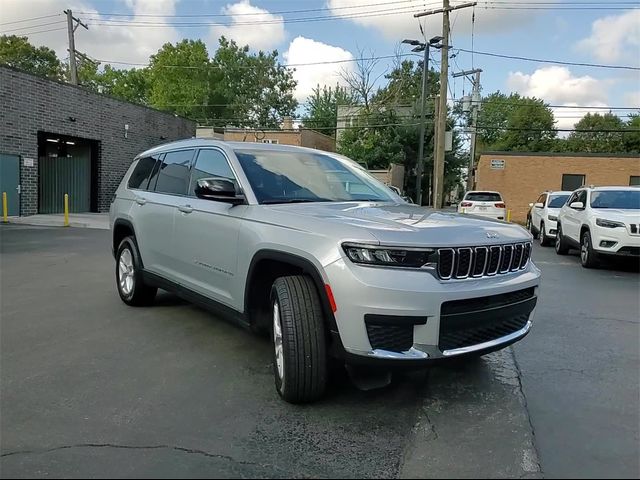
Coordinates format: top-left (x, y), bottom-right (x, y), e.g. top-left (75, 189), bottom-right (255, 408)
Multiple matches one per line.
top-left (178, 204), bottom-right (193, 214)
top-left (135, 197), bottom-right (147, 206)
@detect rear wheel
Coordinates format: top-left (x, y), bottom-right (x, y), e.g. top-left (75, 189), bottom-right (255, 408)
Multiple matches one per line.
top-left (555, 225), bottom-right (570, 255)
top-left (539, 222), bottom-right (550, 246)
top-left (581, 231), bottom-right (599, 268)
top-left (116, 236), bottom-right (157, 306)
top-left (271, 276), bottom-right (327, 403)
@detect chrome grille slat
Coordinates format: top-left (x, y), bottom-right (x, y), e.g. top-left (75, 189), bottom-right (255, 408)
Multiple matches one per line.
top-left (437, 242), bottom-right (531, 280)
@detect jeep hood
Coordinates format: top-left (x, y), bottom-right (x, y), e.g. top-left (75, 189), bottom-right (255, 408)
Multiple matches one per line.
top-left (265, 202), bottom-right (531, 247)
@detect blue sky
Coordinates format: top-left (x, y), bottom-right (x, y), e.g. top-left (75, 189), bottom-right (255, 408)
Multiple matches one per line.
top-left (3, 0), bottom-right (639, 128)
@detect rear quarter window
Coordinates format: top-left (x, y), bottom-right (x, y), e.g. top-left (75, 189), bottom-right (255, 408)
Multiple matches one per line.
top-left (127, 156), bottom-right (159, 190)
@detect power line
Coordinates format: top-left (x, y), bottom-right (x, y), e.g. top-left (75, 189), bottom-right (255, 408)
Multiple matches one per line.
top-left (454, 48), bottom-right (640, 71)
top-left (0, 13), bottom-right (61, 27)
top-left (1, 20), bottom-right (66, 34)
top-left (4, 26), bottom-right (67, 36)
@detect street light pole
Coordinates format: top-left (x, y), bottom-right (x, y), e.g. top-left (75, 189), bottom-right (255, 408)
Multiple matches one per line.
top-left (415, 43), bottom-right (429, 206)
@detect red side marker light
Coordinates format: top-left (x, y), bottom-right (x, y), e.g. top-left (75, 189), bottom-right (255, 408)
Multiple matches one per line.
top-left (325, 284), bottom-right (337, 313)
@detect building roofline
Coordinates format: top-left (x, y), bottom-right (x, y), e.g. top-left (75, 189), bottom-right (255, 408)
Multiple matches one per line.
top-left (479, 150), bottom-right (639, 159)
top-left (0, 64), bottom-right (195, 124)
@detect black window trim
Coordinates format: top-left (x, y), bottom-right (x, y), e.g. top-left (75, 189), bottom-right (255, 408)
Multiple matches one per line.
top-left (187, 147), bottom-right (244, 200)
top-left (150, 148), bottom-right (197, 198)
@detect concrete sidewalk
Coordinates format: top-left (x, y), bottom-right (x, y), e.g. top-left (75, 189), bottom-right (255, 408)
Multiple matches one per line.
top-left (6, 213), bottom-right (109, 230)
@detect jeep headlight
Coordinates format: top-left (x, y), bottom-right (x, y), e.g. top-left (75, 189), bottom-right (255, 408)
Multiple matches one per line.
top-left (342, 243), bottom-right (436, 268)
top-left (595, 218), bottom-right (624, 228)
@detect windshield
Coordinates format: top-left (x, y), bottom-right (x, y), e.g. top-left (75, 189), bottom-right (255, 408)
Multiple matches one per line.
top-left (548, 195), bottom-right (570, 208)
top-left (590, 190), bottom-right (640, 209)
top-left (234, 149), bottom-right (399, 204)
top-left (465, 192), bottom-right (502, 202)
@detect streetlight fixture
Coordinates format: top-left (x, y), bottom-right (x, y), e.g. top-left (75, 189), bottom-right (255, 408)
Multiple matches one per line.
top-left (402, 35), bottom-right (443, 206)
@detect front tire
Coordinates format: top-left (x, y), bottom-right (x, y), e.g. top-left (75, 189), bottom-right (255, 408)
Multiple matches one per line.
top-left (555, 225), bottom-right (570, 255)
top-left (527, 217), bottom-right (539, 239)
top-left (581, 231), bottom-right (599, 268)
top-left (271, 276), bottom-right (327, 403)
top-left (539, 222), bottom-right (550, 246)
top-left (116, 236), bottom-right (157, 306)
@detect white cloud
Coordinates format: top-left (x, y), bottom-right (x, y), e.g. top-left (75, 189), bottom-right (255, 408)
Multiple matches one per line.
top-left (209, 1), bottom-right (285, 51)
top-left (624, 90), bottom-right (640, 107)
top-left (577, 10), bottom-right (640, 64)
top-left (283, 36), bottom-right (354, 103)
top-left (506, 66), bottom-right (612, 129)
top-left (326, 0), bottom-right (543, 40)
top-left (0, 0), bottom-right (180, 66)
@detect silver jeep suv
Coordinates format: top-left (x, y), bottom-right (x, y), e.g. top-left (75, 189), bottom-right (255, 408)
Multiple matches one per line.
top-left (110, 140), bottom-right (541, 403)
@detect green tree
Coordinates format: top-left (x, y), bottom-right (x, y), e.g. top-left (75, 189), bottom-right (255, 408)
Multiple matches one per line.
top-left (0, 35), bottom-right (64, 80)
top-left (565, 112), bottom-right (626, 153)
top-left (476, 92), bottom-right (556, 152)
top-left (212, 37), bottom-right (297, 128)
top-left (148, 39), bottom-right (214, 121)
top-left (623, 114), bottom-right (640, 153)
top-left (302, 84), bottom-right (357, 136)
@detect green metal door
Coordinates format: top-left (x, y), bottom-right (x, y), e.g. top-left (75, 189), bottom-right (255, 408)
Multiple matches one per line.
top-left (39, 155), bottom-right (91, 213)
top-left (0, 154), bottom-right (20, 216)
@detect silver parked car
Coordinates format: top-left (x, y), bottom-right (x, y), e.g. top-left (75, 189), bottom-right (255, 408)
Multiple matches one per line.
top-left (110, 140), bottom-right (541, 403)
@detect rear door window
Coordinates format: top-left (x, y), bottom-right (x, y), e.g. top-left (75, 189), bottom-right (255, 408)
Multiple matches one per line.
top-left (153, 149), bottom-right (195, 196)
top-left (128, 155), bottom-right (159, 190)
top-left (465, 192), bottom-right (502, 202)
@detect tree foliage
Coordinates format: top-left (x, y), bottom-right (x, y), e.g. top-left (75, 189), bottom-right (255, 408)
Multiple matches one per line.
top-left (564, 113), bottom-right (626, 153)
top-left (0, 35), bottom-right (64, 80)
top-left (302, 84), bottom-right (357, 136)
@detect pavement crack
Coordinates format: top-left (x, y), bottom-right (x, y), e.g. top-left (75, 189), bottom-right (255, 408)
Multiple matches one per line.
top-left (510, 347), bottom-right (543, 477)
top-left (1, 443), bottom-right (259, 468)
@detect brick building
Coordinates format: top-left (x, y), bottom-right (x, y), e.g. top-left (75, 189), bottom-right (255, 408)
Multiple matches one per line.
top-left (0, 66), bottom-right (195, 216)
top-left (475, 152), bottom-right (640, 223)
top-left (222, 123), bottom-right (336, 153)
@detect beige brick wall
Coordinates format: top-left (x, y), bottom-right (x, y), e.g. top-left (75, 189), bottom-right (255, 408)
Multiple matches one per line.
top-left (223, 129), bottom-right (335, 153)
top-left (476, 153), bottom-right (640, 223)
top-left (300, 129), bottom-right (336, 152)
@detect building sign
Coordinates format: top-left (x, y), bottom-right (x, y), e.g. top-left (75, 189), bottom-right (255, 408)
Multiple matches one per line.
top-left (490, 159), bottom-right (505, 169)
top-left (23, 157), bottom-right (34, 167)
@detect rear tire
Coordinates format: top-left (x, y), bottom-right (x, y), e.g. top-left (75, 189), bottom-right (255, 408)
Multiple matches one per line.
top-left (271, 275), bottom-right (327, 403)
top-left (581, 231), bottom-right (599, 268)
top-left (116, 236), bottom-right (157, 306)
top-left (539, 223), bottom-right (550, 246)
top-left (555, 225), bottom-right (570, 255)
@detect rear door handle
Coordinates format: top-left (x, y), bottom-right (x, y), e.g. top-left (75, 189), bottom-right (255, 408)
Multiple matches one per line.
top-left (135, 197), bottom-right (147, 206)
top-left (178, 204), bottom-right (193, 214)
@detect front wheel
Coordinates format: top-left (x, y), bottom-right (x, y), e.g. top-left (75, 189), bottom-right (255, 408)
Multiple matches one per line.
top-left (271, 276), bottom-right (327, 403)
top-left (581, 231), bottom-right (599, 268)
top-left (116, 237), bottom-right (157, 306)
top-left (527, 217), bottom-right (539, 239)
top-left (539, 223), bottom-right (550, 246)
top-left (555, 225), bottom-right (570, 255)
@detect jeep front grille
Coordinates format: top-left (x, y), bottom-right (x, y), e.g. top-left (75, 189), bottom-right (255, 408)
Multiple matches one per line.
top-left (437, 242), bottom-right (531, 280)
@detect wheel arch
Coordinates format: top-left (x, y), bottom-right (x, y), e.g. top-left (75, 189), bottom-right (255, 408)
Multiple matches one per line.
top-left (113, 219), bottom-right (137, 257)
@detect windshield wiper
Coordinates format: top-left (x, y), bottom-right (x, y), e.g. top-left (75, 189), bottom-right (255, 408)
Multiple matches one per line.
top-left (261, 198), bottom-right (333, 205)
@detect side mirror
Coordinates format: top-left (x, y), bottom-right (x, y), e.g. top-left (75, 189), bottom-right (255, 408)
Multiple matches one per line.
top-left (569, 201), bottom-right (584, 210)
top-left (534, 202), bottom-right (544, 208)
top-left (528, 203), bottom-right (534, 208)
top-left (195, 178), bottom-right (246, 205)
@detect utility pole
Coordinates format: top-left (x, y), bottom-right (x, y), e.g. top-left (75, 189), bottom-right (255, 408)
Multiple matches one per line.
top-left (64, 9), bottom-right (88, 85)
top-left (453, 68), bottom-right (482, 190)
top-left (416, 1), bottom-right (476, 209)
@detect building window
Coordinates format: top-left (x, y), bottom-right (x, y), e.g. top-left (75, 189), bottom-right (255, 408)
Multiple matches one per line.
top-left (561, 174), bottom-right (585, 191)
top-left (630, 176), bottom-right (640, 186)
top-left (262, 139), bottom-right (279, 144)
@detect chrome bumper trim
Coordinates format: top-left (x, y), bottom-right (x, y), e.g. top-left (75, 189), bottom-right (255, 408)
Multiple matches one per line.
top-left (442, 320), bottom-right (532, 357)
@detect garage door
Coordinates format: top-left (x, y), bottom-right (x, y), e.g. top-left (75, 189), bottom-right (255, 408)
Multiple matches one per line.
top-left (0, 154), bottom-right (20, 216)
top-left (39, 155), bottom-right (91, 214)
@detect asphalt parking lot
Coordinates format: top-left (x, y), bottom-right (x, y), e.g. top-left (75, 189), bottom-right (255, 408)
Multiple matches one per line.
top-left (1, 225), bottom-right (638, 479)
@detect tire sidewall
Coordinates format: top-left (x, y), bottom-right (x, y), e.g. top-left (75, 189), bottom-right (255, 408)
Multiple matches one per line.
top-left (581, 231), bottom-right (597, 268)
top-left (116, 237), bottom-right (143, 304)
top-left (555, 225), bottom-right (566, 254)
top-left (540, 223), bottom-right (546, 246)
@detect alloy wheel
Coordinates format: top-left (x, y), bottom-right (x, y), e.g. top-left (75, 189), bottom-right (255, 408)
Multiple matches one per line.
top-left (118, 248), bottom-right (135, 296)
top-left (273, 301), bottom-right (285, 386)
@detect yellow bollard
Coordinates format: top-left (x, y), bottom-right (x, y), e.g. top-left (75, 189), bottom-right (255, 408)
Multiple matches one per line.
top-left (507, 209), bottom-right (512, 222)
top-left (2, 192), bottom-right (7, 223)
top-left (64, 193), bottom-right (69, 227)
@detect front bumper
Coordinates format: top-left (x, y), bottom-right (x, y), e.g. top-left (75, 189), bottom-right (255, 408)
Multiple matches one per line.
top-left (325, 258), bottom-right (540, 365)
top-left (592, 225), bottom-right (640, 256)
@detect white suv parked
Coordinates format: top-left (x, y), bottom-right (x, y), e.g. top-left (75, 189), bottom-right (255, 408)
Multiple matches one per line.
top-left (526, 191), bottom-right (572, 246)
top-left (110, 140), bottom-right (541, 403)
top-left (555, 186), bottom-right (640, 267)
top-left (458, 191), bottom-right (506, 220)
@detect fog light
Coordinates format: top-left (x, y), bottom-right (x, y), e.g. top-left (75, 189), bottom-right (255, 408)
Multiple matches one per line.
top-left (600, 240), bottom-right (617, 248)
